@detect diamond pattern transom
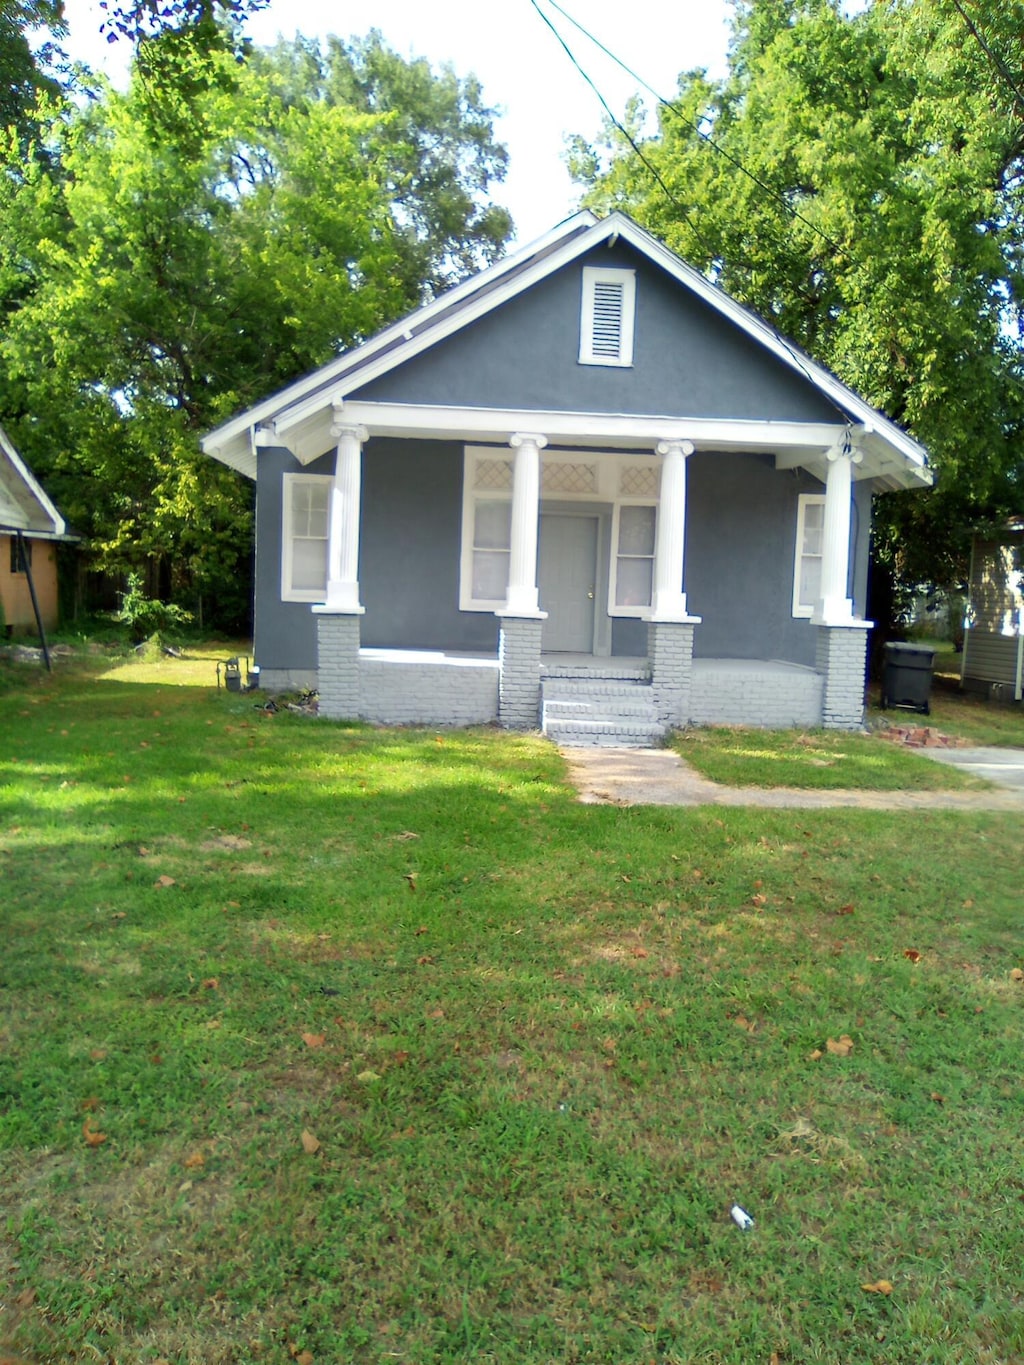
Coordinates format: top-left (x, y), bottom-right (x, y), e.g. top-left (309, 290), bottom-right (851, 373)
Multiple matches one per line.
top-left (542, 462), bottom-right (597, 494)
top-left (474, 458), bottom-right (513, 491)
top-left (620, 466), bottom-right (659, 498)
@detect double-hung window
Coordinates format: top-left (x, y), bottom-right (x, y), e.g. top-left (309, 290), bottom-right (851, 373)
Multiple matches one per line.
top-left (611, 503), bottom-right (656, 615)
top-left (792, 494), bottom-right (825, 617)
top-left (282, 474), bottom-right (331, 602)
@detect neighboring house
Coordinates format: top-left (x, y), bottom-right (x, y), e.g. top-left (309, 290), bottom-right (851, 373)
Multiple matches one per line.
top-left (961, 519), bottom-right (1024, 701)
top-left (202, 211), bottom-right (932, 744)
top-left (0, 425), bottom-right (68, 635)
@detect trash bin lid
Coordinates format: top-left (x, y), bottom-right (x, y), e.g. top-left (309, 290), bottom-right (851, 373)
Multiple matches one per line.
top-left (884, 641), bottom-right (936, 659)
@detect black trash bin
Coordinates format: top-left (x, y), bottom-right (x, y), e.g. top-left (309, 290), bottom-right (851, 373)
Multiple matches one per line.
top-left (881, 642), bottom-right (936, 715)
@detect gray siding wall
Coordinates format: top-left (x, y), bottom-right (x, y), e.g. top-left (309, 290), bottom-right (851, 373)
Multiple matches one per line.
top-left (255, 442), bottom-right (872, 674)
top-left (350, 245), bottom-right (844, 425)
top-left (254, 439), bottom-right (498, 674)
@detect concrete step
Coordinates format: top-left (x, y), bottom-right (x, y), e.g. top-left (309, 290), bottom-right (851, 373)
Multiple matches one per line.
top-left (544, 717), bottom-right (666, 748)
top-left (541, 662), bottom-right (651, 682)
top-left (543, 695), bottom-right (659, 721)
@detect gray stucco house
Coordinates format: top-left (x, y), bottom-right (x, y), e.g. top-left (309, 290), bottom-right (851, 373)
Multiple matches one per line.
top-left (201, 211), bottom-right (931, 744)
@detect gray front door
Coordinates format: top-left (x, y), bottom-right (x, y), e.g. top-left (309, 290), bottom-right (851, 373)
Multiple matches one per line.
top-left (539, 514), bottom-right (598, 652)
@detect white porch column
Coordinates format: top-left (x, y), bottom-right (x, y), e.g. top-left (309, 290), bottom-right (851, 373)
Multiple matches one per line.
top-left (651, 439), bottom-right (700, 622)
top-left (324, 421), bottom-right (368, 613)
top-left (812, 434), bottom-right (863, 625)
top-left (503, 432), bottom-right (547, 616)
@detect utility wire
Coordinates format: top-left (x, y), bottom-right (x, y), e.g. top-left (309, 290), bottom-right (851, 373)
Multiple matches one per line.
top-left (949, 0), bottom-right (1024, 120)
top-left (540, 0), bottom-right (852, 263)
top-left (526, 0), bottom-right (716, 260)
top-left (528, 0), bottom-right (849, 407)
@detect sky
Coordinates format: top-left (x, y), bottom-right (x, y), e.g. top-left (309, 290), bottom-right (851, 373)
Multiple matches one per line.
top-left (58, 0), bottom-right (733, 243)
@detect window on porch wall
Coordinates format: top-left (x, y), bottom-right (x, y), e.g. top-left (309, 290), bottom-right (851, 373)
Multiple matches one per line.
top-left (611, 504), bottom-right (656, 614)
top-left (281, 474), bottom-right (330, 601)
top-left (792, 494), bottom-right (825, 617)
top-left (470, 499), bottom-right (512, 602)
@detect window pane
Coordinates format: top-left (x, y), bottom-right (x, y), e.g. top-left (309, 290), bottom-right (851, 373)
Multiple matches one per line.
top-left (307, 485), bottom-right (329, 539)
top-left (472, 549), bottom-right (509, 600)
top-left (292, 538), bottom-right (328, 592)
top-left (618, 504), bottom-right (656, 556)
top-left (799, 556), bottom-right (821, 608)
top-left (616, 557), bottom-right (653, 607)
top-left (802, 502), bottom-right (824, 555)
top-left (474, 500), bottom-right (511, 551)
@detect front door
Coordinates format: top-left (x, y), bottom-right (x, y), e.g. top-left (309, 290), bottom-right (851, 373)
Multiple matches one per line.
top-left (538, 514), bottom-right (598, 652)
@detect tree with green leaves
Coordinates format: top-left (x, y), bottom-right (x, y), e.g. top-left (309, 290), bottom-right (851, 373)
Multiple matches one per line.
top-left (0, 33), bottom-right (510, 627)
top-left (571, 0), bottom-right (1024, 625)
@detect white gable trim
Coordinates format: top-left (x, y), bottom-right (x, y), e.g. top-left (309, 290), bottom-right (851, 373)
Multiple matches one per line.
top-left (203, 210), bottom-right (930, 489)
top-left (0, 425), bottom-right (66, 536)
top-left (202, 210), bottom-right (600, 464)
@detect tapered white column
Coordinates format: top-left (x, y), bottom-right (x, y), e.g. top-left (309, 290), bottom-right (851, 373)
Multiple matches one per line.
top-left (324, 421), bottom-right (367, 613)
top-left (813, 435), bottom-right (863, 625)
top-left (651, 439), bottom-right (699, 622)
top-left (502, 432), bottom-right (547, 617)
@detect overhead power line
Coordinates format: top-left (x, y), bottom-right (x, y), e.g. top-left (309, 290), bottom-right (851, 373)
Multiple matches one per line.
top-left (537, 0), bottom-right (851, 263)
top-left (525, 0), bottom-right (715, 258)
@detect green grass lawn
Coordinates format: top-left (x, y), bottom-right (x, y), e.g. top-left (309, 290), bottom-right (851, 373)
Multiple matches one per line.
top-left (2, 655), bottom-right (1023, 1364)
top-left (671, 725), bottom-right (989, 791)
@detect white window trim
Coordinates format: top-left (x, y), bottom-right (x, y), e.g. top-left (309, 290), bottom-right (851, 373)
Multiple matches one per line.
top-left (792, 493), bottom-right (826, 618)
top-left (579, 266), bottom-right (636, 368)
top-left (281, 472), bottom-right (332, 603)
top-left (460, 447), bottom-right (661, 615)
top-left (608, 501), bottom-right (657, 618)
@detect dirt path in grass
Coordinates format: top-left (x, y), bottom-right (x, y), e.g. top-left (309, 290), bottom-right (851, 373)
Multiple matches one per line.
top-left (564, 746), bottom-right (1024, 810)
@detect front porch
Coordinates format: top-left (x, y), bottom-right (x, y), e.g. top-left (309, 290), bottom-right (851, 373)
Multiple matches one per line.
top-left (327, 641), bottom-right (839, 746)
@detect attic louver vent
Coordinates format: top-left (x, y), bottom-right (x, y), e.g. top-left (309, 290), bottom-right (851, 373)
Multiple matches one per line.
top-left (579, 266), bottom-right (635, 367)
top-left (591, 282), bottom-right (624, 357)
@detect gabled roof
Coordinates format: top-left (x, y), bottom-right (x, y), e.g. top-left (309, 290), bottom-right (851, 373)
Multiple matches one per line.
top-left (0, 425), bottom-right (66, 538)
top-left (202, 210), bottom-right (931, 491)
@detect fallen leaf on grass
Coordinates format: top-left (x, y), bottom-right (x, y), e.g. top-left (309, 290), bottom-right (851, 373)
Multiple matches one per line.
top-left (733, 1015), bottom-right (756, 1033)
top-left (155, 874), bottom-right (176, 888)
top-left (930, 1092), bottom-right (945, 1104)
top-left (80, 1096), bottom-right (101, 1112)
top-left (16, 1286), bottom-right (37, 1307)
top-left (417, 955), bottom-right (434, 965)
top-left (202, 977), bottom-right (220, 990)
top-left (394, 831), bottom-right (420, 842)
top-left (82, 1118), bottom-right (107, 1147)
top-left (404, 872), bottom-right (417, 891)
top-left (861, 1279), bottom-right (893, 1295)
top-left (184, 1152), bottom-right (205, 1170)
top-left (750, 893), bottom-right (768, 909)
top-left (808, 1049), bottom-right (823, 1061)
top-left (631, 946), bottom-right (649, 958)
top-left (826, 1035), bottom-right (854, 1057)
top-left (293, 1350), bottom-right (314, 1365)
top-left (904, 948), bottom-right (921, 963)
top-left (1011, 968), bottom-right (1024, 983)
top-left (357, 1070), bottom-right (381, 1083)
top-left (300, 1130), bottom-right (321, 1155)
top-left (414, 926), bottom-right (429, 936)
top-left (427, 1007), bottom-right (445, 1019)
top-left (392, 1051), bottom-right (410, 1066)
top-left (837, 903), bottom-right (855, 916)
top-left (301, 1032), bottom-right (326, 1049)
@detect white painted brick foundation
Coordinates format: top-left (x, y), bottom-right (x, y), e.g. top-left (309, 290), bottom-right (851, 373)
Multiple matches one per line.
top-left (689, 659), bottom-right (824, 727)
top-left (648, 621), bottom-right (696, 726)
top-left (816, 624), bottom-right (870, 729)
top-left (315, 612), bottom-right (361, 719)
top-left (359, 653), bottom-right (499, 726)
top-left (498, 617), bottom-right (544, 729)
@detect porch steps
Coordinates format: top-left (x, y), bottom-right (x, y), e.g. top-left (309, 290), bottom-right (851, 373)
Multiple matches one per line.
top-left (540, 669), bottom-right (664, 748)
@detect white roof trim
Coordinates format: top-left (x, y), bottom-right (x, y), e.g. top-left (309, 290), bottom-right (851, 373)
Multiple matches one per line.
top-left (203, 209), bottom-right (930, 488)
top-left (0, 425), bottom-right (66, 536)
top-left (202, 209), bottom-right (599, 460)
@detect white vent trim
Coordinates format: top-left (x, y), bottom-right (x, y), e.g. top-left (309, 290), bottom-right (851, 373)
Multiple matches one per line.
top-left (579, 266), bottom-right (635, 367)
